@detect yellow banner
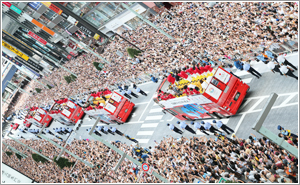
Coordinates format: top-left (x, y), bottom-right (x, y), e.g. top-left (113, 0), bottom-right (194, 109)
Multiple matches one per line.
top-left (93, 33), bottom-right (100, 40)
top-left (41, 2), bottom-right (51, 7)
top-left (2, 41), bottom-right (29, 61)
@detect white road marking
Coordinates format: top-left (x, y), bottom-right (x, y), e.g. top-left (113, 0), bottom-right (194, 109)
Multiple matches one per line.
top-left (132, 113), bottom-right (137, 117)
top-left (141, 123), bottom-right (159, 128)
top-left (149, 108), bottom-right (163, 113)
top-left (135, 102), bottom-right (149, 105)
top-left (138, 99), bottom-right (153, 122)
top-left (196, 130), bottom-right (214, 135)
top-left (137, 131), bottom-right (154, 135)
top-left (247, 98), bottom-right (265, 112)
top-left (241, 78), bottom-right (253, 84)
top-left (136, 139), bottom-right (150, 143)
top-left (167, 117), bottom-right (176, 121)
top-left (245, 92), bottom-right (298, 100)
top-left (280, 94), bottom-right (297, 106)
top-left (238, 99), bottom-right (252, 112)
top-left (145, 115), bottom-right (164, 120)
top-left (239, 102), bottom-right (298, 115)
top-left (234, 114), bottom-right (246, 133)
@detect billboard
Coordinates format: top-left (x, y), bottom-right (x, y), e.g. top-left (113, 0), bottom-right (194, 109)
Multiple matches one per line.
top-left (2, 163), bottom-right (34, 183)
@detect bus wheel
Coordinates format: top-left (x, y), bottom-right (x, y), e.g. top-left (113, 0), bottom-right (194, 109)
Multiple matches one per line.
top-left (182, 115), bottom-right (193, 121)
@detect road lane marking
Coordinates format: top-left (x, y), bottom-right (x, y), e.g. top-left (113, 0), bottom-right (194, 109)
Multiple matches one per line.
top-left (149, 108), bottom-right (163, 113)
top-left (136, 139), bottom-right (150, 143)
top-left (247, 98), bottom-right (265, 112)
top-left (238, 99), bottom-right (252, 112)
top-left (135, 102), bottom-right (149, 105)
top-left (241, 78), bottom-right (253, 84)
top-left (145, 115), bottom-right (163, 120)
top-left (141, 123), bottom-right (159, 128)
top-left (138, 99), bottom-right (153, 122)
top-left (239, 102), bottom-right (298, 114)
top-left (280, 94), bottom-right (297, 106)
top-left (234, 114), bottom-right (246, 133)
top-left (245, 92), bottom-right (298, 100)
top-left (137, 131), bottom-right (154, 135)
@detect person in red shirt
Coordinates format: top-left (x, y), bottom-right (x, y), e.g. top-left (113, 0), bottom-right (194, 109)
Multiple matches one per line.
top-left (167, 73), bottom-right (176, 84)
top-left (158, 90), bottom-right (164, 98)
top-left (96, 91), bottom-right (102, 97)
top-left (186, 67), bottom-right (195, 75)
top-left (204, 65), bottom-right (213, 72)
top-left (167, 93), bottom-right (175, 99)
top-left (178, 71), bottom-right (188, 79)
top-left (192, 88), bottom-right (201, 95)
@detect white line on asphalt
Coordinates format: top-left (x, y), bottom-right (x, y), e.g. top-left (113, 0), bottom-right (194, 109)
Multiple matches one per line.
top-left (239, 102), bottom-right (298, 115)
top-left (247, 98), bottom-right (265, 112)
top-left (140, 123), bottom-right (159, 128)
top-left (136, 131), bottom-right (154, 135)
top-left (138, 99), bottom-right (153, 122)
top-left (135, 102), bottom-right (149, 105)
top-left (241, 78), bottom-right (253, 84)
top-left (280, 94), bottom-right (297, 106)
top-left (167, 117), bottom-right (176, 121)
top-left (136, 139), bottom-right (150, 143)
top-left (245, 92), bottom-right (298, 100)
top-left (196, 130), bottom-right (214, 135)
top-left (149, 108), bottom-right (163, 113)
top-left (238, 99), bottom-right (252, 112)
top-left (145, 115), bottom-right (164, 120)
top-left (234, 114), bottom-right (246, 133)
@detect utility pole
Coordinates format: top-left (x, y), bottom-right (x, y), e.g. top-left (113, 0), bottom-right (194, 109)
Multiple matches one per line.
top-left (70, 37), bottom-right (110, 64)
top-left (89, 118), bottom-right (169, 183)
top-left (252, 93), bottom-right (298, 158)
top-left (121, 3), bottom-right (174, 40)
top-left (3, 142), bottom-right (27, 158)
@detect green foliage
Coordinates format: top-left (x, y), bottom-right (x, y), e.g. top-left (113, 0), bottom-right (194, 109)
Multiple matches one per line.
top-left (35, 88), bottom-right (42, 93)
top-left (93, 62), bottom-right (103, 71)
top-left (70, 74), bottom-right (77, 82)
top-left (225, 180), bottom-right (237, 183)
top-left (126, 48), bottom-right (142, 58)
top-left (64, 76), bottom-right (72, 84)
top-left (53, 156), bottom-right (75, 169)
top-left (16, 153), bottom-right (22, 160)
top-left (32, 153), bottom-right (48, 163)
top-left (47, 84), bottom-right (52, 89)
top-left (5, 151), bottom-right (13, 157)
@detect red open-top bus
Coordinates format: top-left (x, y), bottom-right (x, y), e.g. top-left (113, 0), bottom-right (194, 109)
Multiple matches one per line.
top-left (49, 100), bottom-right (85, 125)
top-left (84, 91), bottom-right (135, 124)
top-left (25, 108), bottom-right (53, 128)
top-left (153, 67), bottom-right (250, 120)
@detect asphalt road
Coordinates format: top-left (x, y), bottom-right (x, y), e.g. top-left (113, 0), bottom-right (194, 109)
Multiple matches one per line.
top-left (7, 53), bottom-right (299, 150)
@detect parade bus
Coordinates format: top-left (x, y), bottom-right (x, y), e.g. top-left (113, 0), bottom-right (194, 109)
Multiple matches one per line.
top-left (48, 100), bottom-right (85, 125)
top-left (25, 108), bottom-right (53, 128)
top-left (153, 67), bottom-right (250, 120)
top-left (84, 91), bottom-right (135, 124)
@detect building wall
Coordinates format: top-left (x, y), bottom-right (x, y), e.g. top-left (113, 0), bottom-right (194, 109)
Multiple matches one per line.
top-left (2, 65), bottom-right (18, 93)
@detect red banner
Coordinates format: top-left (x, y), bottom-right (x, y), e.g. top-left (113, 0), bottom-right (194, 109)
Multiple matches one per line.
top-left (67, 55), bottom-right (72, 59)
top-left (70, 52), bottom-right (75, 56)
top-left (49, 3), bottom-right (63, 15)
top-left (28, 31), bottom-right (47, 45)
top-left (2, 2), bottom-right (12, 7)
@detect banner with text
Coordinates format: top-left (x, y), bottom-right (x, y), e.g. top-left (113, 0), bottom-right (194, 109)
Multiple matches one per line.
top-left (160, 95), bottom-right (212, 109)
top-left (2, 41), bottom-right (29, 61)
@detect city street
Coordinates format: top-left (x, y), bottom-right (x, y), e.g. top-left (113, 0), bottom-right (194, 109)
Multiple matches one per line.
top-left (7, 53), bottom-right (299, 148)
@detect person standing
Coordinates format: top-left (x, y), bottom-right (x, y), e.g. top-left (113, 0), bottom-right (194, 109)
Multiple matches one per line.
top-left (150, 75), bottom-right (158, 83)
top-left (201, 121), bottom-right (222, 134)
top-left (233, 60), bottom-right (244, 70)
top-left (267, 60), bottom-right (283, 75)
top-left (279, 64), bottom-right (298, 80)
top-left (133, 84), bottom-right (147, 96)
top-left (191, 121), bottom-right (210, 135)
top-left (110, 127), bottom-right (124, 136)
top-left (127, 89), bottom-right (139, 98)
top-left (243, 61), bottom-right (262, 79)
top-left (103, 126), bottom-right (114, 135)
top-left (167, 123), bottom-right (183, 134)
top-left (213, 120), bottom-right (234, 135)
top-left (18, 128), bottom-right (26, 133)
top-left (277, 55), bottom-right (297, 71)
top-left (125, 134), bottom-right (139, 143)
top-left (177, 121), bottom-right (196, 134)
top-left (119, 89), bottom-right (132, 99)
top-left (45, 128), bottom-right (54, 135)
top-left (96, 126), bottom-right (108, 134)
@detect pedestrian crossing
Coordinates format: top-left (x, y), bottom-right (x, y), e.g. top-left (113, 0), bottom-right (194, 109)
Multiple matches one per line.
top-left (145, 115), bottom-right (163, 120)
top-left (140, 123), bottom-right (159, 128)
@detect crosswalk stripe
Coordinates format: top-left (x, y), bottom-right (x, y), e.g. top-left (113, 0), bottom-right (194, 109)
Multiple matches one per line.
top-left (136, 131), bottom-right (154, 135)
top-left (241, 78), bottom-right (253, 84)
top-left (145, 115), bottom-right (163, 120)
top-left (149, 108), bottom-right (163, 113)
top-left (136, 139), bottom-right (150, 143)
top-left (141, 123), bottom-right (159, 128)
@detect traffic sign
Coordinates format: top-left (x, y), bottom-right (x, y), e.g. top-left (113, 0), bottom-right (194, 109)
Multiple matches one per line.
top-left (147, 166), bottom-right (154, 175)
top-left (141, 163), bottom-right (149, 172)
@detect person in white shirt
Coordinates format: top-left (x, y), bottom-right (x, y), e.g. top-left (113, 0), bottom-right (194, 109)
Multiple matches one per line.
top-left (267, 61), bottom-right (283, 75)
top-left (277, 55), bottom-right (298, 71)
top-left (279, 64), bottom-right (298, 80)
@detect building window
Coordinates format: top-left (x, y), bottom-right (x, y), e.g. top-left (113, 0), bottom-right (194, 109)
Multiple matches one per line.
top-left (37, 15), bottom-right (51, 25)
top-left (22, 5), bottom-right (35, 16)
top-left (83, 10), bottom-right (108, 28)
top-left (52, 24), bottom-right (64, 33)
top-left (43, 9), bottom-right (57, 21)
top-left (65, 2), bottom-right (88, 14)
top-left (57, 19), bottom-right (71, 30)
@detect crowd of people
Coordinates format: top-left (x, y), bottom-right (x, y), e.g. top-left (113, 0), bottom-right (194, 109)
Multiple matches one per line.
top-left (2, 131), bottom-right (298, 183)
top-left (2, 1), bottom-right (299, 183)
top-left (8, 2), bottom-right (298, 114)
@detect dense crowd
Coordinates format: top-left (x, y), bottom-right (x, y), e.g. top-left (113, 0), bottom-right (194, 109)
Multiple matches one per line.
top-left (10, 2), bottom-right (297, 112)
top-left (3, 132), bottom-right (298, 183)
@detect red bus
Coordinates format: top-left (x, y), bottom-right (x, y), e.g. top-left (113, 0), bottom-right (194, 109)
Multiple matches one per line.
top-left (153, 67), bottom-right (250, 120)
top-left (85, 91), bottom-right (135, 124)
top-left (49, 100), bottom-right (85, 125)
top-left (25, 108), bottom-right (53, 128)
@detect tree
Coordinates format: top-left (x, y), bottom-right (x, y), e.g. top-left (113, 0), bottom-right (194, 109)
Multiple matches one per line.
top-left (32, 153), bottom-right (48, 163)
top-left (47, 84), bottom-right (52, 89)
top-left (5, 151), bottom-right (13, 157)
top-left (15, 153), bottom-right (22, 160)
top-left (35, 88), bottom-right (42, 93)
top-left (70, 74), bottom-right (77, 82)
top-left (126, 48), bottom-right (142, 58)
top-left (64, 76), bottom-right (72, 84)
top-left (93, 62), bottom-right (103, 71)
top-left (53, 156), bottom-right (75, 169)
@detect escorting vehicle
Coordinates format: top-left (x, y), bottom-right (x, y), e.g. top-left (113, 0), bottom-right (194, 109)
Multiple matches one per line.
top-left (25, 107), bottom-right (53, 128)
top-left (153, 67), bottom-right (250, 120)
top-left (49, 100), bottom-right (85, 125)
top-left (85, 91), bottom-right (135, 124)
